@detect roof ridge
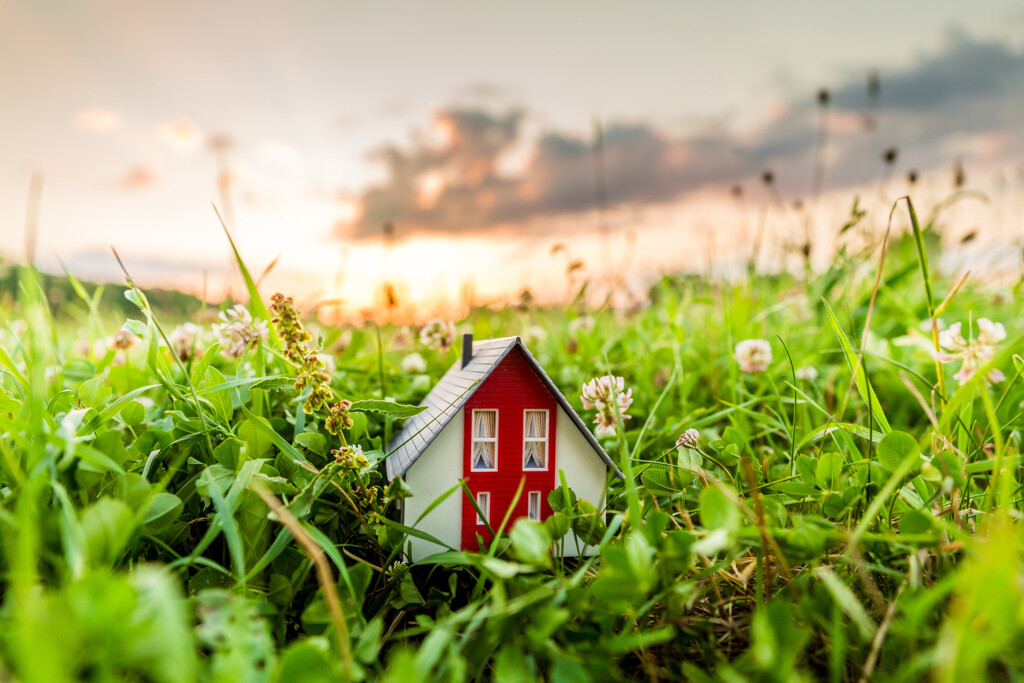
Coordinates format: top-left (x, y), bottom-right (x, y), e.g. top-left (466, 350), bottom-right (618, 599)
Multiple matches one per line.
top-left (384, 337), bottom-right (623, 480)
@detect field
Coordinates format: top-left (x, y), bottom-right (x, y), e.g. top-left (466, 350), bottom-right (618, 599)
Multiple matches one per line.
top-left (1, 196), bottom-right (1023, 681)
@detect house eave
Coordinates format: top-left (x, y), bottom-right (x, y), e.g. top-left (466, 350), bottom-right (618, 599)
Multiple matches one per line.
top-left (385, 337), bottom-right (625, 481)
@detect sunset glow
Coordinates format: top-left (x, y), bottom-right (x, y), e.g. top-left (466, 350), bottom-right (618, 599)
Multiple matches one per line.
top-left (6, 3), bottom-right (1024, 675)
top-left (2, 1), bottom-right (1022, 320)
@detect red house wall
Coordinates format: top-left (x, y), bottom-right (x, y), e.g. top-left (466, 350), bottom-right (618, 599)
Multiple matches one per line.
top-left (461, 349), bottom-right (557, 550)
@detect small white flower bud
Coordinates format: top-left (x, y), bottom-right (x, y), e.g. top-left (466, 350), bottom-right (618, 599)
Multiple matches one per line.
top-left (676, 428), bottom-right (699, 450)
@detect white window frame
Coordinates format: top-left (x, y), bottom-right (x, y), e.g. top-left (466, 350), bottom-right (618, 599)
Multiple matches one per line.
top-left (470, 409), bottom-right (498, 472)
top-left (476, 491), bottom-right (490, 525)
top-left (528, 491), bottom-right (542, 520)
top-left (522, 409), bottom-right (549, 470)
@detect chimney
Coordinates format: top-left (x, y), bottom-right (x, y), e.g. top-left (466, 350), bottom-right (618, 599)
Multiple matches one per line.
top-left (461, 333), bottom-right (473, 369)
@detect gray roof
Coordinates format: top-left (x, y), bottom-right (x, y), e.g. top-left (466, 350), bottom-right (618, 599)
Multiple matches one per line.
top-left (385, 336), bottom-right (624, 481)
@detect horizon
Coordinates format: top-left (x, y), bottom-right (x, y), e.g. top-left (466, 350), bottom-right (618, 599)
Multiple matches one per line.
top-left (3, 1), bottom-right (1023, 320)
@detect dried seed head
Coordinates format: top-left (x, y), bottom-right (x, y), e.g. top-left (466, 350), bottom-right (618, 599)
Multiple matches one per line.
top-left (867, 70), bottom-right (880, 98)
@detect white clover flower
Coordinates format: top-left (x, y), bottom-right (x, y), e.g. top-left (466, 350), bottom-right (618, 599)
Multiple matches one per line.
top-left (977, 318), bottom-right (1007, 346)
top-left (794, 366), bottom-right (818, 381)
top-left (937, 322), bottom-right (966, 354)
top-left (935, 318), bottom-right (1006, 384)
top-left (522, 325), bottom-right (547, 347)
top-left (676, 428), bottom-right (699, 451)
top-left (419, 318), bottom-right (455, 351)
top-left (734, 339), bottom-right (772, 374)
top-left (569, 316), bottom-right (596, 337)
top-left (110, 327), bottom-right (140, 351)
top-left (73, 338), bottom-right (92, 357)
top-left (213, 305), bottom-right (268, 359)
top-left (401, 352), bottom-right (427, 374)
top-left (168, 322), bottom-right (203, 361)
top-left (581, 375), bottom-right (633, 437)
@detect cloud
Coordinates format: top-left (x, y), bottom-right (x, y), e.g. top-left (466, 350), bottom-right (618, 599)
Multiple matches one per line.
top-left (74, 107), bottom-right (122, 132)
top-left (833, 34), bottom-right (1023, 113)
top-left (755, 33), bottom-right (1024, 191)
top-left (337, 34), bottom-right (1024, 239)
top-left (340, 109), bottom-right (744, 238)
top-left (348, 108), bottom-right (524, 234)
top-left (158, 118), bottom-right (205, 155)
top-left (114, 165), bottom-right (159, 190)
top-left (255, 141), bottom-right (305, 171)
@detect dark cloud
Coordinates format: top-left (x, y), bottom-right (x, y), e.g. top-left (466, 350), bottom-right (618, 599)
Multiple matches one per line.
top-left (352, 108), bottom-right (525, 234)
top-left (345, 111), bottom-right (745, 238)
top-left (746, 34), bottom-right (1024, 192)
top-left (339, 34), bottom-right (1024, 238)
top-left (833, 34), bottom-right (1023, 113)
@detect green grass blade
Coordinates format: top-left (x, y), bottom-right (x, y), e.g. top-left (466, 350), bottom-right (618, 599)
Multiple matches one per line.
top-left (214, 204), bottom-right (279, 344)
top-left (240, 405), bottom-right (309, 464)
top-left (207, 472), bottom-right (249, 586)
top-left (903, 196), bottom-right (934, 314)
top-left (822, 298), bottom-right (891, 433)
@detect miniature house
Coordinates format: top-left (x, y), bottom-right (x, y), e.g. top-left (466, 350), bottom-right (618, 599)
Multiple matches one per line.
top-left (386, 335), bottom-right (623, 560)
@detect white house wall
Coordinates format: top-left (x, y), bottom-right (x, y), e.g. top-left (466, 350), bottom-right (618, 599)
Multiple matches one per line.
top-left (402, 408), bottom-right (464, 561)
top-left (401, 404), bottom-right (610, 560)
top-left (555, 405), bottom-right (609, 557)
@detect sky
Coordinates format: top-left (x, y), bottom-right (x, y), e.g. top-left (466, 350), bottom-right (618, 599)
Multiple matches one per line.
top-left (2, 0), bottom-right (1023, 320)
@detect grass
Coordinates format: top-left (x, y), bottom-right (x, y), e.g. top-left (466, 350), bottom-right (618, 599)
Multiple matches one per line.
top-left (1, 195), bottom-right (1024, 681)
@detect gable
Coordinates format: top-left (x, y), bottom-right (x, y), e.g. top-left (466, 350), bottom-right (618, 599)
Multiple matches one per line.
top-left (471, 346), bottom-right (553, 407)
top-left (385, 337), bottom-right (518, 480)
top-left (385, 337), bottom-right (624, 480)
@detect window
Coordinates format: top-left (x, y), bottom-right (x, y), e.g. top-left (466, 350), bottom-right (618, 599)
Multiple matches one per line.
top-left (528, 491), bottom-right (542, 520)
top-left (471, 410), bottom-right (497, 471)
top-left (476, 492), bottom-right (490, 525)
top-left (522, 410), bottom-right (548, 469)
